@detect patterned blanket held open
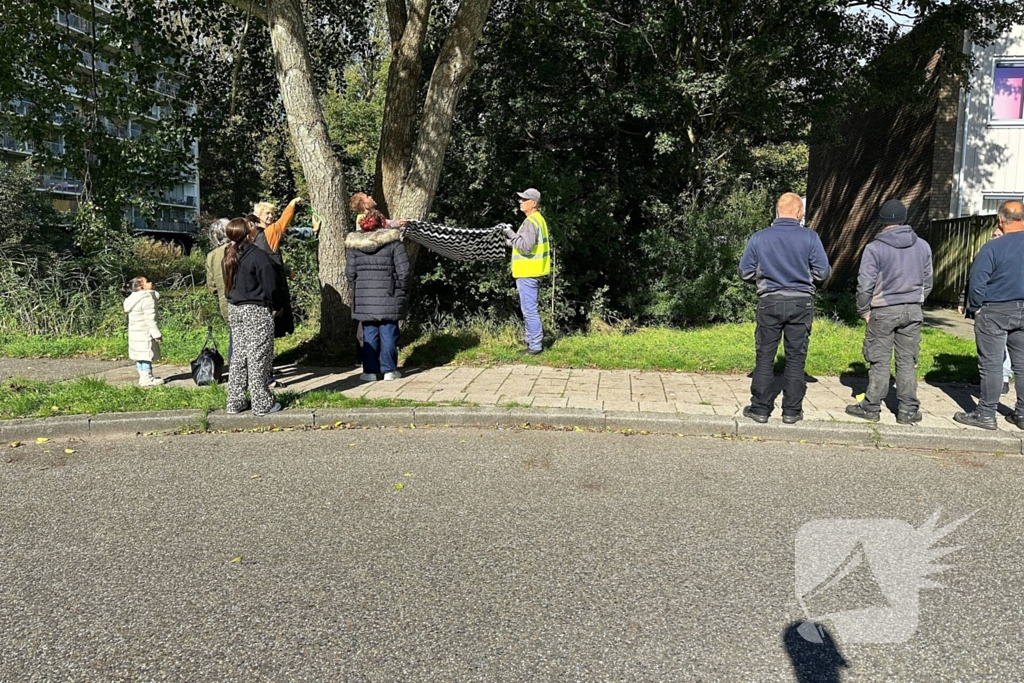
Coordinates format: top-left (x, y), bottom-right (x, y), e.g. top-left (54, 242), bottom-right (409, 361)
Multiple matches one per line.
top-left (401, 220), bottom-right (511, 262)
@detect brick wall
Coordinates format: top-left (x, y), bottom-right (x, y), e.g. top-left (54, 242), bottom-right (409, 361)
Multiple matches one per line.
top-left (807, 98), bottom-right (939, 287)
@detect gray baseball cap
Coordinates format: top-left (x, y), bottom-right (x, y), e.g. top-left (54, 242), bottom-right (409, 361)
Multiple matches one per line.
top-left (516, 188), bottom-right (541, 202)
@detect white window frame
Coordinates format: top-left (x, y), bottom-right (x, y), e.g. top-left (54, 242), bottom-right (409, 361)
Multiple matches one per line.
top-left (990, 60), bottom-right (1024, 127)
top-left (982, 194), bottom-right (1024, 214)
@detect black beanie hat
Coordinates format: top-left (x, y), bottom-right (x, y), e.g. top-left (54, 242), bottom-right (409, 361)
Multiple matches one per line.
top-left (879, 199), bottom-right (908, 225)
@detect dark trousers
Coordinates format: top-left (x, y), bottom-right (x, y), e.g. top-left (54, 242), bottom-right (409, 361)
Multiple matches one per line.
top-left (974, 301), bottom-right (1024, 417)
top-left (362, 321), bottom-right (400, 375)
top-left (750, 295), bottom-right (814, 415)
top-left (862, 303), bottom-right (923, 413)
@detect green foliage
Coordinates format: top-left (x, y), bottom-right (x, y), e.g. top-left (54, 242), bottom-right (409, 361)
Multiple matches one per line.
top-left (630, 189), bottom-right (769, 326)
top-left (0, 160), bottom-right (66, 251)
top-left (280, 238), bottom-right (321, 328)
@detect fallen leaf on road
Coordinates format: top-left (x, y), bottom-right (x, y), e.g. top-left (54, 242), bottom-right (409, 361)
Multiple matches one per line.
top-left (9, 442), bottom-right (21, 448)
top-left (35, 437), bottom-right (49, 444)
top-left (403, 472), bottom-right (414, 478)
top-left (251, 474), bottom-right (261, 479)
top-left (349, 442), bottom-right (356, 447)
top-left (855, 393), bottom-right (866, 402)
top-left (334, 421), bottom-right (344, 428)
top-left (64, 449), bottom-right (75, 454)
top-left (393, 483), bottom-right (404, 490)
top-left (460, 439), bottom-right (467, 444)
top-left (230, 556), bottom-right (242, 564)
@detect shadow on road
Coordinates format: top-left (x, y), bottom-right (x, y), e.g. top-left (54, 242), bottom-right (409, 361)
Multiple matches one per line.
top-left (782, 621), bottom-right (848, 683)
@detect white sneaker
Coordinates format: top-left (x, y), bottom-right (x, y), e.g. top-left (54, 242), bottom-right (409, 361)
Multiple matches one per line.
top-left (359, 373), bottom-right (378, 382)
top-left (138, 373), bottom-right (164, 387)
top-left (383, 370), bottom-right (402, 381)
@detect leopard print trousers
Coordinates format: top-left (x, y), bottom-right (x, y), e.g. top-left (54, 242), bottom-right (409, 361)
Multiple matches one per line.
top-left (227, 304), bottom-right (275, 414)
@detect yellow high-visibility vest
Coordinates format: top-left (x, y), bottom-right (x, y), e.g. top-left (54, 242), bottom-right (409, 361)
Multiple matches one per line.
top-left (511, 212), bottom-right (551, 278)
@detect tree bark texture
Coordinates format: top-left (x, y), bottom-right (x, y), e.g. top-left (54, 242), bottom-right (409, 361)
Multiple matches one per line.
top-left (397, 0), bottom-right (491, 220)
top-left (376, 0), bottom-right (492, 221)
top-left (374, 0), bottom-right (432, 217)
top-left (266, 0), bottom-right (353, 346)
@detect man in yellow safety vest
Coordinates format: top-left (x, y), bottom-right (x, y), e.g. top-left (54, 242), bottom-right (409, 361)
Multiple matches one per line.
top-left (504, 188), bottom-right (550, 355)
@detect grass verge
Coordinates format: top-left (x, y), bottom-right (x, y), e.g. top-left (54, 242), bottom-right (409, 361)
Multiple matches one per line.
top-left (0, 377), bottom-right (428, 420)
top-left (1, 318), bottom-right (979, 382)
top-left (401, 318), bottom-right (979, 382)
top-left (0, 321), bottom-right (315, 366)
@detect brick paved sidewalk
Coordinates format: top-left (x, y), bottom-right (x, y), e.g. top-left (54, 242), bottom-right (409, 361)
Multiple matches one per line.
top-left (95, 361), bottom-right (1002, 432)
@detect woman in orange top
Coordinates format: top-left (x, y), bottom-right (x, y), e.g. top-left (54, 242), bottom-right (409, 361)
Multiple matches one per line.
top-left (252, 197), bottom-right (303, 338)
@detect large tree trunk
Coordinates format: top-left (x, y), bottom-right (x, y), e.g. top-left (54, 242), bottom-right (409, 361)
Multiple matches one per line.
top-left (376, 0), bottom-right (493, 224)
top-left (266, 0), bottom-right (352, 346)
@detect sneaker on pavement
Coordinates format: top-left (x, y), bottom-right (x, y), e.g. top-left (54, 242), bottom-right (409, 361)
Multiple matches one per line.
top-left (383, 370), bottom-right (403, 381)
top-left (359, 373), bottom-right (378, 382)
top-left (518, 348), bottom-right (543, 356)
top-left (742, 406), bottom-right (769, 423)
top-left (138, 374), bottom-right (164, 387)
top-left (1003, 381), bottom-right (1010, 395)
top-left (953, 410), bottom-right (997, 430)
top-left (782, 411), bottom-right (803, 424)
top-left (896, 410), bottom-right (922, 425)
top-left (845, 403), bottom-right (880, 422)
top-left (254, 402), bottom-right (282, 417)
top-left (226, 403), bottom-right (250, 415)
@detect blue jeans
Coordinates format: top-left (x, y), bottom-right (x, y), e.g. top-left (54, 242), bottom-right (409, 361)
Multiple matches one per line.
top-left (135, 361), bottom-right (152, 372)
top-left (516, 277), bottom-right (543, 351)
top-left (362, 321), bottom-right (399, 374)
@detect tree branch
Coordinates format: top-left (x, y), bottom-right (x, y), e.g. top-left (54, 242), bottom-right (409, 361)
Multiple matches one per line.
top-left (374, 0), bottom-right (432, 213)
top-left (220, 0), bottom-right (268, 23)
top-left (400, 0), bottom-right (493, 216)
top-left (385, 0), bottom-right (408, 46)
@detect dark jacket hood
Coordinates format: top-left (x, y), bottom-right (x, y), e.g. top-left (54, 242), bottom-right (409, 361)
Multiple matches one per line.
top-left (345, 228), bottom-right (402, 252)
top-left (875, 224), bottom-right (917, 249)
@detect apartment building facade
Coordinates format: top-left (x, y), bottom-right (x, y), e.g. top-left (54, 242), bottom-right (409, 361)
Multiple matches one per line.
top-left (1, 0), bottom-right (200, 237)
top-left (806, 24), bottom-right (1024, 285)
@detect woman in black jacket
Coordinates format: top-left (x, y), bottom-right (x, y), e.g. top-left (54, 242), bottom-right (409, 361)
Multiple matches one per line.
top-left (346, 210), bottom-right (410, 381)
top-left (223, 217), bottom-right (283, 415)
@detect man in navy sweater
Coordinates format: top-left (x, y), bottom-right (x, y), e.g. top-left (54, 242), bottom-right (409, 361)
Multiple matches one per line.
top-left (956, 200), bottom-right (1024, 430)
top-left (738, 193), bottom-right (831, 424)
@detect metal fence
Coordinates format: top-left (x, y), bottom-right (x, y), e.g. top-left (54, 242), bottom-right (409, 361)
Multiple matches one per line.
top-left (920, 215), bottom-right (999, 304)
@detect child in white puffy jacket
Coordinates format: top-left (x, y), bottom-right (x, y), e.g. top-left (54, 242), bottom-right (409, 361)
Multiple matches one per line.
top-left (123, 276), bottom-right (164, 387)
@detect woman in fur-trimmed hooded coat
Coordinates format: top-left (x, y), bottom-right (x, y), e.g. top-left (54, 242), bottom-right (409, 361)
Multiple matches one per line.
top-left (346, 211), bottom-right (410, 381)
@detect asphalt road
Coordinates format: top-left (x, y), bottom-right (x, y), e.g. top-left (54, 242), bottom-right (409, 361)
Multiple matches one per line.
top-left (1, 427), bottom-right (1022, 682)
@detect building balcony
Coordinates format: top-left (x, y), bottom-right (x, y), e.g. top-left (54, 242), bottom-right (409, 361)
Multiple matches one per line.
top-left (39, 175), bottom-right (83, 194)
top-left (77, 50), bottom-right (112, 74)
top-left (55, 10), bottom-right (94, 36)
top-left (157, 192), bottom-right (196, 207)
top-left (1, 135), bottom-right (31, 154)
top-left (132, 217), bottom-right (196, 234)
top-left (7, 100), bottom-right (30, 117)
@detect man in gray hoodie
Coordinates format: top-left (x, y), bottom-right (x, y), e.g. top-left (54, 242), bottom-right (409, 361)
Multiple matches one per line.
top-left (846, 199), bottom-right (933, 424)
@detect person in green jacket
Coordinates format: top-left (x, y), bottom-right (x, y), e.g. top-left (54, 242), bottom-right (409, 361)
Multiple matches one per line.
top-left (205, 218), bottom-right (231, 358)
